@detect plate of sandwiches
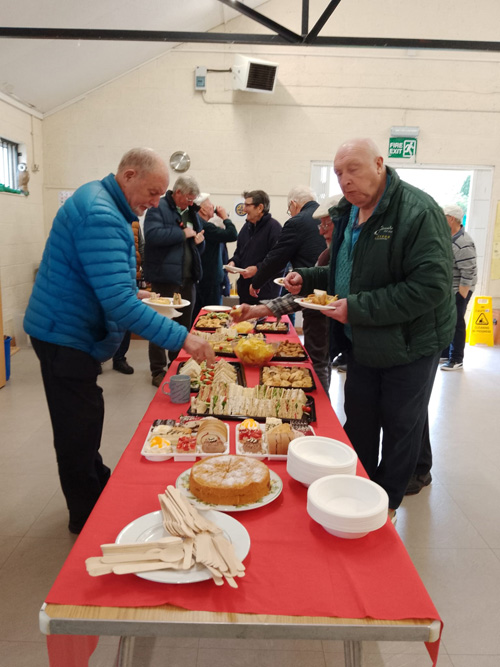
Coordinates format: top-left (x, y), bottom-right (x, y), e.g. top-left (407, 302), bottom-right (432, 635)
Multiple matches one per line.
top-left (188, 383), bottom-right (316, 423)
top-left (177, 358), bottom-right (246, 392)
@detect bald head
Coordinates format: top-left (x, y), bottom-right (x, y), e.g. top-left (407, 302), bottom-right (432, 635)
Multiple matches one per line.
top-left (334, 138), bottom-right (386, 219)
top-left (116, 148), bottom-right (169, 216)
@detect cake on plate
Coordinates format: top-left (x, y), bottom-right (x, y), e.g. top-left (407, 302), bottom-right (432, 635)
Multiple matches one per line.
top-left (189, 454), bottom-right (270, 505)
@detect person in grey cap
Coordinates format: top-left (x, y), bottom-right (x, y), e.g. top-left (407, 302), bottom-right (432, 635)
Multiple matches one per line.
top-left (440, 205), bottom-right (477, 371)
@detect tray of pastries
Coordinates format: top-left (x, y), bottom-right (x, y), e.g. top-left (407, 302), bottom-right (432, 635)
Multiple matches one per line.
top-left (260, 365), bottom-right (315, 391)
top-left (194, 312), bottom-right (231, 330)
top-left (177, 358), bottom-right (246, 392)
top-left (235, 417), bottom-right (316, 460)
top-left (140, 416), bottom-right (230, 462)
top-left (254, 318), bottom-right (289, 334)
top-left (272, 340), bottom-right (308, 361)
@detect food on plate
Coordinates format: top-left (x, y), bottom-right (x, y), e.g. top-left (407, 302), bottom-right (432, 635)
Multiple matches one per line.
top-left (232, 337), bottom-right (278, 366)
top-left (196, 417), bottom-right (228, 454)
top-left (176, 434), bottom-right (197, 453)
top-left (230, 321), bottom-right (254, 334)
top-left (274, 341), bottom-right (307, 359)
top-left (143, 435), bottom-right (172, 455)
top-left (261, 366), bottom-right (313, 389)
top-left (230, 306), bottom-right (243, 317)
top-left (189, 454), bottom-right (271, 505)
top-left (148, 295), bottom-right (172, 305)
top-left (302, 290), bottom-right (338, 306)
top-left (238, 418), bottom-right (264, 454)
top-left (255, 320), bottom-right (288, 333)
top-left (181, 358), bottom-right (237, 389)
top-left (266, 422), bottom-right (297, 455)
top-left (166, 426), bottom-right (193, 447)
top-left (190, 383), bottom-right (309, 420)
top-left (172, 292), bottom-right (182, 306)
top-left (195, 312), bottom-right (230, 329)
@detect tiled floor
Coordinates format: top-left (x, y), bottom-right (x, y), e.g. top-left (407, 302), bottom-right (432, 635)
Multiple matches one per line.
top-left (1, 339), bottom-right (499, 666)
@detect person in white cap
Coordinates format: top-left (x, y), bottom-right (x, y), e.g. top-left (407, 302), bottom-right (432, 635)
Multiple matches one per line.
top-left (193, 193), bottom-right (238, 319)
top-left (440, 205), bottom-right (477, 371)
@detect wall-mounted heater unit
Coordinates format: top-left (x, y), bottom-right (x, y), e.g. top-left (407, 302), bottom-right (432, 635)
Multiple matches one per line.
top-left (232, 55), bottom-right (278, 93)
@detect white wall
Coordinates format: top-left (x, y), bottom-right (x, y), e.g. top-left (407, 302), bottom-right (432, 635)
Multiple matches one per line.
top-left (0, 99), bottom-right (45, 340)
top-left (5, 0), bottom-right (500, 314)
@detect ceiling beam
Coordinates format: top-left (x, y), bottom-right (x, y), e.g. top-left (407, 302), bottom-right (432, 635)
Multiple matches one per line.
top-left (304, 0), bottom-right (342, 44)
top-left (216, 0), bottom-right (302, 43)
top-left (1, 27), bottom-right (500, 52)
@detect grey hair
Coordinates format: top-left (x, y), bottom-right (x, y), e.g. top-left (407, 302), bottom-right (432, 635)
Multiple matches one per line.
top-left (287, 185), bottom-right (317, 207)
top-left (173, 175), bottom-right (200, 198)
top-left (117, 148), bottom-right (165, 176)
top-left (443, 204), bottom-right (464, 223)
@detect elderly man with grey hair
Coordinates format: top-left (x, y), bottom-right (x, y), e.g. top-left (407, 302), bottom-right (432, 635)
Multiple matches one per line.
top-left (249, 185), bottom-right (326, 298)
top-left (144, 174), bottom-right (206, 386)
top-left (440, 204), bottom-right (477, 371)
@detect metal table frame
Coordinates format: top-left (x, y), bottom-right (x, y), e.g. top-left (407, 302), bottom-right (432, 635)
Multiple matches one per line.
top-left (40, 602), bottom-right (441, 667)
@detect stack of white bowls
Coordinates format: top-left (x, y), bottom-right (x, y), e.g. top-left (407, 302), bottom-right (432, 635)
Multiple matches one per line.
top-left (307, 474), bottom-right (389, 539)
top-left (286, 436), bottom-right (358, 487)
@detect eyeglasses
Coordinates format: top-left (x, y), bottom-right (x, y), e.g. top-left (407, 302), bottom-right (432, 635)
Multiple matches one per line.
top-left (244, 202), bottom-right (257, 208)
top-left (287, 201), bottom-right (295, 216)
top-left (318, 221), bottom-right (332, 230)
top-left (185, 195), bottom-right (196, 204)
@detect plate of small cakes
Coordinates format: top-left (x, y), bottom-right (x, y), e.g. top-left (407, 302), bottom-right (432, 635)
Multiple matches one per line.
top-left (176, 454), bottom-right (283, 512)
top-left (140, 417), bottom-right (230, 462)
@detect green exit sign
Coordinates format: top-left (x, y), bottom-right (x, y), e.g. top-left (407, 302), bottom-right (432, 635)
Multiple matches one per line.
top-left (388, 137), bottom-right (417, 159)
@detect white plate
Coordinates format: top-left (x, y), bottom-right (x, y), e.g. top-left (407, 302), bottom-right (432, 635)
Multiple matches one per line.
top-left (223, 265), bottom-right (246, 274)
top-left (115, 509), bottom-right (250, 584)
top-left (176, 468), bottom-right (283, 512)
top-left (273, 277), bottom-right (286, 287)
top-left (294, 298), bottom-right (337, 311)
top-left (143, 297), bottom-right (190, 309)
top-left (202, 305), bottom-right (232, 312)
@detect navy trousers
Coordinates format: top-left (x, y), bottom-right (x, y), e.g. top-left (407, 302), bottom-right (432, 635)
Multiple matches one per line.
top-left (31, 337), bottom-right (110, 531)
top-left (343, 351), bottom-right (439, 509)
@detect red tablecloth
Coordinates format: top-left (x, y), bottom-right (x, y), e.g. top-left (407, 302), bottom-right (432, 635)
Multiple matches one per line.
top-left (45, 316), bottom-right (441, 666)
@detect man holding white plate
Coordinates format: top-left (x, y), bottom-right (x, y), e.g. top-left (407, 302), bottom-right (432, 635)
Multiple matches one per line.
top-left (285, 138), bottom-right (455, 520)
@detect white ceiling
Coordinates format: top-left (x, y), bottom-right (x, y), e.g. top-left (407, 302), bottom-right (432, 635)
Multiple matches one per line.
top-left (0, 0), bottom-right (267, 115)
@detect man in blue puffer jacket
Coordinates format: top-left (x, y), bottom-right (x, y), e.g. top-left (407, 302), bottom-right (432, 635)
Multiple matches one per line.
top-left (24, 148), bottom-right (214, 534)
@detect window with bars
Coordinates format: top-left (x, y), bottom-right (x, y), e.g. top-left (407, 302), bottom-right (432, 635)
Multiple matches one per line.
top-left (0, 137), bottom-right (20, 190)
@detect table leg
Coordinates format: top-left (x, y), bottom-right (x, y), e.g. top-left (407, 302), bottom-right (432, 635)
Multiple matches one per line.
top-left (115, 636), bottom-right (135, 667)
top-left (344, 640), bottom-right (362, 667)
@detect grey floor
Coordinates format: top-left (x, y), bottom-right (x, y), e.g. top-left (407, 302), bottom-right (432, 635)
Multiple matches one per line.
top-left (1, 339), bottom-right (499, 666)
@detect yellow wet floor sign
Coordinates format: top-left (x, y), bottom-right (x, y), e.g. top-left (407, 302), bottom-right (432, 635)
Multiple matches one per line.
top-left (466, 296), bottom-right (494, 346)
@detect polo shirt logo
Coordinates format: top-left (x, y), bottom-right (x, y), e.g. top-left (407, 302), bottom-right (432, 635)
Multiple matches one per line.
top-left (374, 225), bottom-right (393, 241)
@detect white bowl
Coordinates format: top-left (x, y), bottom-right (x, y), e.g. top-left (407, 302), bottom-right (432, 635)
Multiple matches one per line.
top-left (307, 474), bottom-right (389, 539)
top-left (287, 437), bottom-right (358, 486)
top-left (289, 437), bottom-right (357, 471)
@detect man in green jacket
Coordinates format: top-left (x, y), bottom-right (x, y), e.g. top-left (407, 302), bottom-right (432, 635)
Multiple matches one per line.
top-left (285, 138), bottom-right (455, 519)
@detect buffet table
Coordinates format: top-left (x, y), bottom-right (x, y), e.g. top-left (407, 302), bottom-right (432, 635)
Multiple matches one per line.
top-left (40, 314), bottom-right (442, 667)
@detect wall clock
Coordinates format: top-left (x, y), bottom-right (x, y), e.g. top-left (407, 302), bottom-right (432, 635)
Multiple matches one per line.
top-left (169, 151), bottom-right (191, 173)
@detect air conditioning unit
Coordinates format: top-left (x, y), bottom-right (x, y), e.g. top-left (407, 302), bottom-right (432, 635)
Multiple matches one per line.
top-left (232, 55), bottom-right (278, 94)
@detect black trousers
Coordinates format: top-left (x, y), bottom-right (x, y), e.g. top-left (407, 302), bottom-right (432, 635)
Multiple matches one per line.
top-left (113, 330), bottom-right (131, 362)
top-left (449, 291), bottom-right (473, 363)
top-left (31, 337), bottom-right (110, 530)
top-left (344, 351), bottom-right (439, 509)
top-left (148, 280), bottom-right (195, 377)
top-left (302, 310), bottom-right (331, 393)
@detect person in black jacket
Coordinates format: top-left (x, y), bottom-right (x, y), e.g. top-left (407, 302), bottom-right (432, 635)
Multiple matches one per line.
top-left (227, 190), bottom-right (282, 305)
top-left (249, 185), bottom-right (326, 298)
top-left (143, 175), bottom-right (205, 386)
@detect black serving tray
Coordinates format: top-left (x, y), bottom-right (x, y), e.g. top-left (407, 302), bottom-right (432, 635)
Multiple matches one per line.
top-left (254, 319), bottom-right (290, 334)
top-left (177, 360), bottom-right (246, 393)
top-left (188, 394), bottom-right (316, 424)
top-left (259, 365), bottom-right (316, 391)
top-left (272, 341), bottom-right (309, 362)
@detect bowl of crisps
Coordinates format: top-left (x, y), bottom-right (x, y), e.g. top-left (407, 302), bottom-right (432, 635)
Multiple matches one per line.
top-left (229, 320), bottom-right (255, 334)
top-left (231, 337), bottom-right (280, 367)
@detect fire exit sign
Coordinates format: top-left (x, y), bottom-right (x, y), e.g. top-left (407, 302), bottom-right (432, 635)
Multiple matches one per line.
top-left (388, 138), bottom-right (417, 159)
